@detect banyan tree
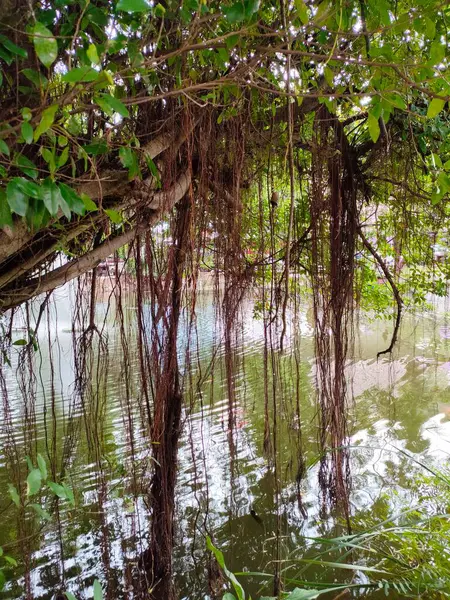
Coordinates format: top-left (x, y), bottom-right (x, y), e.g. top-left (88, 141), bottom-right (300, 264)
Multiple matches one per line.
top-left (0, 0), bottom-right (450, 597)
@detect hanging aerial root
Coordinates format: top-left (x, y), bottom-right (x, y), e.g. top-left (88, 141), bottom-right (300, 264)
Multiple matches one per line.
top-left (357, 227), bottom-right (403, 358)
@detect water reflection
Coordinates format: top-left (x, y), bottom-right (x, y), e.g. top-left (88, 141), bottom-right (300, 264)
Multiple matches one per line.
top-left (1, 288), bottom-right (450, 599)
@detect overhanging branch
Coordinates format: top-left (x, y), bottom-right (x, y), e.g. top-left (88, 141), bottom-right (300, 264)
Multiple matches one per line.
top-left (0, 170), bottom-right (192, 312)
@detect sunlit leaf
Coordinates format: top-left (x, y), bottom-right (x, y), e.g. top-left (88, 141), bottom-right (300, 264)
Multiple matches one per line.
top-left (47, 481), bottom-right (67, 499)
top-left (367, 113), bottom-right (380, 143)
top-left (427, 97), bottom-right (446, 118)
top-left (26, 468), bottom-right (42, 496)
top-left (295, 0), bottom-right (308, 24)
top-left (105, 209), bottom-right (122, 224)
top-left (21, 122), bottom-right (33, 144)
top-left (429, 40), bottom-right (445, 65)
top-left (116, 0), bottom-right (150, 12)
top-left (87, 43), bottom-right (100, 65)
top-left (81, 194), bottom-right (97, 212)
top-left (33, 22), bottom-right (58, 68)
top-left (34, 104), bottom-right (58, 141)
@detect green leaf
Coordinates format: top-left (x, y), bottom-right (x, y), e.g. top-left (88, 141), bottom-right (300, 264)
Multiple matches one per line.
top-left (62, 483), bottom-right (75, 506)
top-left (65, 593), bottom-right (77, 600)
top-left (0, 34), bottom-right (27, 58)
top-left (22, 68), bottom-right (48, 89)
top-left (87, 43), bottom-right (100, 65)
top-left (7, 484), bottom-right (20, 507)
top-left (81, 193), bottom-right (97, 212)
top-left (57, 146), bottom-right (69, 168)
top-left (145, 155), bottom-right (160, 186)
top-left (223, 2), bottom-right (245, 23)
top-left (432, 190), bottom-right (444, 204)
top-left (26, 468), bottom-right (42, 496)
top-left (119, 147), bottom-right (140, 178)
top-left (323, 66), bottom-right (334, 87)
top-left (243, 0), bottom-right (259, 18)
top-left (15, 154), bottom-right (38, 178)
top-left (97, 94), bottom-right (129, 117)
top-left (119, 147), bottom-right (134, 168)
top-left (105, 209), bottom-right (122, 224)
top-left (285, 590), bottom-right (322, 600)
top-left (37, 453), bottom-right (47, 480)
top-left (33, 22), bottom-right (58, 68)
top-left (4, 555), bottom-right (18, 567)
top-left (59, 183), bottom-right (86, 215)
top-left (223, 595), bottom-right (237, 600)
top-left (425, 16), bottom-right (436, 39)
top-left (30, 503), bottom-right (51, 521)
top-left (385, 93), bottom-right (406, 111)
top-left (427, 97), bottom-right (446, 118)
top-left (116, 0), bottom-right (150, 12)
top-left (0, 139), bottom-right (10, 156)
top-left (295, 0), bottom-right (309, 24)
top-left (34, 104), bottom-right (58, 141)
top-left (367, 113), bottom-right (380, 143)
top-left (93, 579), bottom-right (103, 600)
top-left (62, 66), bottom-right (99, 83)
top-left (0, 46), bottom-right (12, 65)
top-left (429, 40), bottom-right (445, 65)
top-left (154, 3), bottom-right (166, 16)
top-left (7, 180), bottom-right (29, 216)
top-left (0, 189), bottom-right (13, 228)
top-left (47, 481), bottom-right (67, 499)
top-left (437, 171), bottom-right (450, 193)
top-left (83, 138), bottom-right (108, 155)
top-left (13, 339), bottom-right (27, 345)
top-left (13, 177), bottom-right (41, 199)
top-left (20, 106), bottom-right (33, 121)
top-left (21, 122), bottom-right (33, 144)
top-left (206, 537), bottom-right (245, 600)
top-left (41, 178), bottom-right (63, 216)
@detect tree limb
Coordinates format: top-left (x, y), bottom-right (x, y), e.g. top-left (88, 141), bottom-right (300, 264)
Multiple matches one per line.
top-left (0, 170), bottom-right (191, 312)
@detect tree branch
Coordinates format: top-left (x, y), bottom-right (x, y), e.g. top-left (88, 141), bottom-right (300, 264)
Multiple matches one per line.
top-left (0, 170), bottom-right (191, 312)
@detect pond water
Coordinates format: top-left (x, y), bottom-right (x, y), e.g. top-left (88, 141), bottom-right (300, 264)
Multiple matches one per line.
top-left (1, 285), bottom-right (450, 599)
